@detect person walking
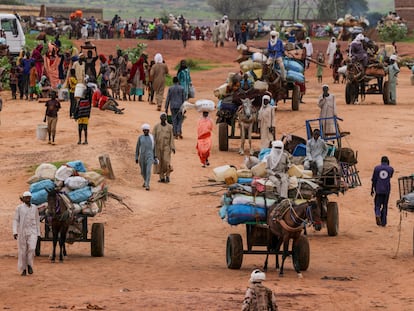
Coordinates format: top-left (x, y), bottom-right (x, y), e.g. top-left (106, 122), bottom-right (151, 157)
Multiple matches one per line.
top-left (318, 84), bottom-right (337, 137)
top-left (258, 94), bottom-right (275, 149)
top-left (196, 111), bottom-right (213, 167)
top-left (165, 76), bottom-right (185, 139)
top-left (177, 59), bottom-right (192, 100)
top-left (12, 191), bottom-right (40, 276)
top-left (135, 123), bottom-right (156, 191)
top-left (68, 68), bottom-right (78, 118)
top-left (74, 87), bottom-right (92, 145)
top-left (242, 269), bottom-right (278, 311)
top-left (129, 52), bottom-right (148, 101)
top-left (332, 45), bottom-right (343, 84)
top-left (371, 156), bottom-right (394, 226)
top-left (326, 37), bottom-right (337, 68)
top-left (150, 53), bottom-right (169, 111)
top-left (43, 90), bottom-right (61, 145)
top-left (153, 112), bottom-right (175, 183)
top-left (386, 54), bottom-right (400, 105)
top-left (303, 37), bottom-right (313, 69)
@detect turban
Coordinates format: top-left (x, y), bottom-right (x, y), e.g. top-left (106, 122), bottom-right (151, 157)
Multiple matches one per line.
top-left (141, 123), bottom-right (150, 130)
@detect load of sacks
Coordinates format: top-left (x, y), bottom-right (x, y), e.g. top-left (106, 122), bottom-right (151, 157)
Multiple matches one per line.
top-left (27, 160), bottom-right (107, 217)
top-left (214, 155), bottom-right (321, 226)
top-left (214, 44), bottom-right (305, 100)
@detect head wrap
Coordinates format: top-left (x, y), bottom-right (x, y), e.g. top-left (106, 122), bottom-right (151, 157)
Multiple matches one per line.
top-left (269, 140), bottom-right (284, 169)
top-left (390, 54), bottom-right (397, 61)
top-left (262, 94), bottom-right (271, 105)
top-left (154, 53), bottom-right (163, 64)
top-left (250, 269), bottom-right (266, 283)
top-left (355, 34), bottom-right (364, 42)
top-left (322, 84), bottom-right (329, 89)
top-left (23, 191), bottom-right (32, 197)
top-left (270, 31), bottom-right (279, 45)
top-left (160, 112), bottom-right (167, 117)
top-left (99, 54), bottom-right (107, 63)
top-left (141, 123), bottom-right (150, 131)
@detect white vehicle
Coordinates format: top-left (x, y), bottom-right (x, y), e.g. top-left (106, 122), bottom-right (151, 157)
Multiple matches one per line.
top-left (0, 13), bottom-right (25, 55)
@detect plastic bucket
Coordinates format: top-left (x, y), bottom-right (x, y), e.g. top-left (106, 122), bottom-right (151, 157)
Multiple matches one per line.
top-left (74, 83), bottom-right (86, 98)
top-left (36, 124), bottom-right (48, 140)
top-left (58, 88), bottom-right (69, 101)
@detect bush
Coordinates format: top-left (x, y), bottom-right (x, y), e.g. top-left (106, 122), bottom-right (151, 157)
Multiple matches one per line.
top-left (377, 23), bottom-right (408, 42)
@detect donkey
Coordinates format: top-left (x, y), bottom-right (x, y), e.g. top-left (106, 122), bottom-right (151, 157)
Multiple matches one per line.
top-left (46, 188), bottom-right (71, 262)
top-left (265, 199), bottom-right (321, 278)
top-left (237, 98), bottom-right (256, 155)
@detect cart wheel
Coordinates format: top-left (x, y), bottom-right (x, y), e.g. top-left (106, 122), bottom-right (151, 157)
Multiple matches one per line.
top-left (295, 235), bottom-right (310, 271)
top-left (218, 122), bottom-right (229, 151)
top-left (35, 236), bottom-right (41, 256)
top-left (345, 82), bottom-right (357, 105)
top-left (382, 81), bottom-right (390, 104)
top-left (91, 223), bottom-right (104, 257)
top-left (226, 234), bottom-right (243, 269)
top-left (327, 202), bottom-right (339, 236)
top-left (291, 85), bottom-right (300, 111)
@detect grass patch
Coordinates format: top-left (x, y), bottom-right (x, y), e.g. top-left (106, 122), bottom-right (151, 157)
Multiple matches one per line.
top-left (174, 58), bottom-right (220, 72)
top-left (24, 33), bottom-right (74, 54)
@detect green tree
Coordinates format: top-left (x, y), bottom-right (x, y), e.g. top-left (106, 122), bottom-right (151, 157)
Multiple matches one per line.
top-left (317, 0), bottom-right (369, 21)
top-left (377, 23), bottom-right (408, 42)
top-left (207, 0), bottom-right (272, 19)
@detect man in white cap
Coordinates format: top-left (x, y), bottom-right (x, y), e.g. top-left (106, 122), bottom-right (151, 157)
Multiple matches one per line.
top-left (12, 191), bottom-right (40, 276)
top-left (267, 30), bottom-right (286, 80)
top-left (242, 269), bottom-right (278, 311)
top-left (153, 112), bottom-right (175, 183)
top-left (266, 140), bottom-right (291, 198)
top-left (318, 84), bottom-right (337, 136)
top-left (385, 54), bottom-right (400, 104)
top-left (135, 123), bottom-right (156, 190)
top-left (258, 94), bottom-right (275, 149)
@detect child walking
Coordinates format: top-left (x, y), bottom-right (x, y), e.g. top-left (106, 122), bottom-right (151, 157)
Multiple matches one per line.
top-left (316, 51), bottom-right (325, 84)
top-left (68, 68), bottom-right (78, 118)
top-left (29, 62), bottom-right (38, 101)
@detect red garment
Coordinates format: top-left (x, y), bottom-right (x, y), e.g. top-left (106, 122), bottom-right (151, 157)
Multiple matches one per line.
top-left (92, 89), bottom-right (102, 107)
top-left (32, 44), bottom-right (44, 81)
top-left (129, 56), bottom-right (145, 82)
top-left (98, 95), bottom-right (108, 110)
top-left (196, 117), bottom-right (213, 165)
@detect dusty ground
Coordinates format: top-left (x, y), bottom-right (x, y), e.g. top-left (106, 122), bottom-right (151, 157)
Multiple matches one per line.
top-left (0, 37), bottom-right (413, 311)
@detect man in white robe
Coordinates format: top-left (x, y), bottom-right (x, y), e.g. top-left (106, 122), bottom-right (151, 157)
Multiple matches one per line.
top-left (258, 95), bottom-right (275, 149)
top-left (304, 129), bottom-right (328, 176)
top-left (12, 191), bottom-right (40, 276)
top-left (318, 84), bottom-right (337, 136)
top-left (266, 140), bottom-right (291, 198)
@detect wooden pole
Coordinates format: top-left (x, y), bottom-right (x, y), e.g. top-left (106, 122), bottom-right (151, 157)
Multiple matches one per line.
top-left (99, 154), bottom-right (115, 179)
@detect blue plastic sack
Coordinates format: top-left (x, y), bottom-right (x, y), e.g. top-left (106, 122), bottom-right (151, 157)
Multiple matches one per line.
top-left (66, 160), bottom-right (86, 173)
top-left (67, 186), bottom-right (92, 203)
top-left (292, 144), bottom-right (307, 156)
top-left (227, 204), bottom-right (267, 225)
top-left (29, 179), bottom-right (55, 194)
top-left (286, 70), bottom-right (305, 83)
top-left (283, 58), bottom-right (304, 73)
top-left (237, 177), bottom-right (253, 184)
top-left (31, 189), bottom-right (48, 205)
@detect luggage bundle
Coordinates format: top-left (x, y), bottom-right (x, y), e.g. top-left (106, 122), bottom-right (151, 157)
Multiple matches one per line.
top-left (26, 160), bottom-right (107, 217)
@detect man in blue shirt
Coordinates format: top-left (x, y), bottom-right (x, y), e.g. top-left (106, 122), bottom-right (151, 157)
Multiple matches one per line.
top-left (371, 156), bottom-right (394, 226)
top-left (267, 31), bottom-right (285, 80)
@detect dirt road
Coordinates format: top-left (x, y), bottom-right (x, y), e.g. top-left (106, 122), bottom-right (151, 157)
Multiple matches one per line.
top-left (0, 38), bottom-right (413, 310)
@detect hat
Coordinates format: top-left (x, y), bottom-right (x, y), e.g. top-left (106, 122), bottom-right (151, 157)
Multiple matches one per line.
top-left (250, 269), bottom-right (266, 283)
top-left (355, 34), bottom-right (364, 42)
top-left (270, 30), bottom-right (278, 37)
top-left (322, 84), bottom-right (329, 89)
top-left (390, 54), bottom-right (397, 61)
top-left (262, 94), bottom-right (271, 101)
top-left (22, 191), bottom-right (32, 197)
top-left (141, 123), bottom-right (150, 130)
top-left (160, 112), bottom-right (167, 118)
top-left (79, 53), bottom-right (85, 58)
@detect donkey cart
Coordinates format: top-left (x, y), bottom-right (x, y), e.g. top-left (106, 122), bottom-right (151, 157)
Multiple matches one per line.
top-left (345, 61), bottom-right (390, 105)
top-left (226, 223), bottom-right (310, 272)
top-left (36, 214), bottom-right (105, 258)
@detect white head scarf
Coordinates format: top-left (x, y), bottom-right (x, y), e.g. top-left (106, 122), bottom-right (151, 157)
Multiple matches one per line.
top-left (154, 53), bottom-right (163, 64)
top-left (22, 191), bottom-right (32, 197)
top-left (262, 95), bottom-right (270, 105)
top-left (141, 123), bottom-right (150, 131)
top-left (250, 269), bottom-right (266, 283)
top-left (269, 140), bottom-right (284, 169)
top-left (390, 54), bottom-right (397, 61)
top-left (270, 31), bottom-right (278, 45)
